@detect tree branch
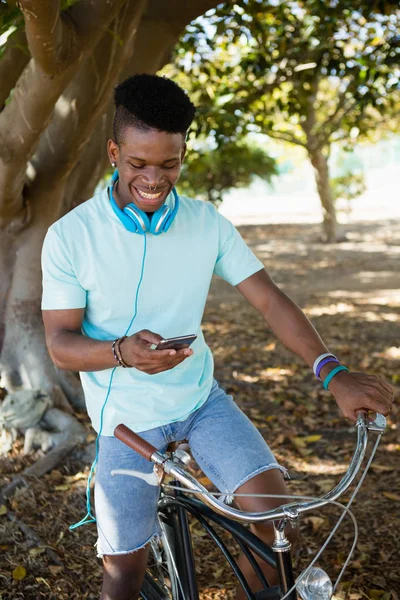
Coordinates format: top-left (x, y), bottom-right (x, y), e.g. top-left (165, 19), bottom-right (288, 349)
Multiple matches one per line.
top-left (265, 130), bottom-right (307, 148)
top-left (62, 104), bottom-right (114, 215)
top-left (31, 0), bottom-right (147, 186)
top-left (19, 0), bottom-right (131, 74)
top-left (144, 0), bottom-right (219, 22)
top-left (319, 93), bottom-right (358, 144)
top-left (18, 0), bottom-right (79, 74)
top-left (0, 29), bottom-right (29, 111)
top-left (0, 0), bottom-right (127, 223)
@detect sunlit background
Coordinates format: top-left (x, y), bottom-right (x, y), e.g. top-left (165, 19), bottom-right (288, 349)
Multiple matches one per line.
top-left (219, 136), bottom-right (400, 224)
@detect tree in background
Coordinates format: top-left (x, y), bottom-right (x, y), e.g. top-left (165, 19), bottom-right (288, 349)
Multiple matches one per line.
top-left (331, 171), bottom-right (367, 216)
top-left (171, 0), bottom-right (400, 241)
top-left (0, 0), bottom-right (220, 449)
top-left (178, 141), bottom-right (277, 205)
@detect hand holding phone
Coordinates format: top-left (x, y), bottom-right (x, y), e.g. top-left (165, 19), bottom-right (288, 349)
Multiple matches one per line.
top-left (155, 334), bottom-right (197, 351)
top-left (118, 330), bottom-right (195, 375)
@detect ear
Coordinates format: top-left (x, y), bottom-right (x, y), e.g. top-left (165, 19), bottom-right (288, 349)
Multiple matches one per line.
top-left (107, 139), bottom-right (119, 165)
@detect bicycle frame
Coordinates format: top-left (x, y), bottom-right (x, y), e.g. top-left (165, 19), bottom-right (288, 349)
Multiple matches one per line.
top-left (160, 489), bottom-right (291, 600)
top-left (115, 412), bottom-right (386, 600)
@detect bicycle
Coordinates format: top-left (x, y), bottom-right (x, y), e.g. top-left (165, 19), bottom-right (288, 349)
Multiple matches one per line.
top-left (112, 411), bottom-right (386, 600)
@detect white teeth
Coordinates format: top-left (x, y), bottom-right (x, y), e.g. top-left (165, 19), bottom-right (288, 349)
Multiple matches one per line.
top-left (137, 189), bottom-right (162, 200)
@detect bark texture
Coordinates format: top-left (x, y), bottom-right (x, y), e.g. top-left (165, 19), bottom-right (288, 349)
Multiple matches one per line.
top-left (309, 148), bottom-right (340, 243)
top-left (0, 0), bottom-right (220, 451)
top-left (302, 85), bottom-right (341, 242)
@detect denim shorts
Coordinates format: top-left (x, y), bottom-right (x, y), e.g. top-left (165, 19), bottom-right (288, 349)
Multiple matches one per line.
top-left (94, 380), bottom-right (286, 556)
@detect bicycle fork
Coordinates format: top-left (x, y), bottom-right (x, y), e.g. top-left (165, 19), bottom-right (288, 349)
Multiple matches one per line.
top-left (270, 514), bottom-right (297, 600)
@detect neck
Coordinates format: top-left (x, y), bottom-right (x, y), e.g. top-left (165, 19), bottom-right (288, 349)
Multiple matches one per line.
top-left (112, 180), bottom-right (130, 210)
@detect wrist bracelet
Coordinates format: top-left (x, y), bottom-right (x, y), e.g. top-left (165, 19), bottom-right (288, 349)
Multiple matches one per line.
top-left (323, 365), bottom-right (349, 390)
top-left (112, 338), bottom-right (123, 367)
top-left (312, 352), bottom-right (338, 376)
top-left (116, 336), bottom-right (133, 368)
top-left (316, 357), bottom-right (340, 380)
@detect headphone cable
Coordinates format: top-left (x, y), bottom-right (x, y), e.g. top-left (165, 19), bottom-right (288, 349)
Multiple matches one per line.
top-left (70, 232), bottom-right (148, 530)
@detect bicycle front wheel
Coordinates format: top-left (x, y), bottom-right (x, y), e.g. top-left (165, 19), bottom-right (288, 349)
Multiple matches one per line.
top-left (140, 530), bottom-right (179, 600)
top-left (140, 502), bottom-right (198, 600)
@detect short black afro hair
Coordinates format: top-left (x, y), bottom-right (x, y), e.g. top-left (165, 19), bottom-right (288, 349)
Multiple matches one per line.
top-left (113, 74), bottom-right (196, 144)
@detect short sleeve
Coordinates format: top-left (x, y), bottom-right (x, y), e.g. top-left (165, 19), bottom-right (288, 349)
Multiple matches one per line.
top-left (213, 211), bottom-right (264, 285)
top-left (41, 227), bottom-right (87, 310)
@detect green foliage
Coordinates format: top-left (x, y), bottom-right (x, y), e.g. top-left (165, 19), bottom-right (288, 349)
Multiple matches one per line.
top-left (178, 140), bottom-right (277, 205)
top-left (331, 171), bottom-right (366, 203)
top-left (170, 1), bottom-right (400, 149)
top-left (0, 2), bottom-right (23, 58)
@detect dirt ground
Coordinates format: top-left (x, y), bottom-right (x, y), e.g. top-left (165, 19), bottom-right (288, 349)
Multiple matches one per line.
top-left (1, 218), bottom-right (399, 600)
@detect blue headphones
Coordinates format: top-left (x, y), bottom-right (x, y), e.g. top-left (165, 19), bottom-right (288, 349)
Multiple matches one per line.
top-left (109, 170), bottom-right (179, 235)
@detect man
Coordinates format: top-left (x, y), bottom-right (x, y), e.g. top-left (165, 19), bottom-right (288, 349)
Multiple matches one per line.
top-left (41, 74), bottom-right (393, 600)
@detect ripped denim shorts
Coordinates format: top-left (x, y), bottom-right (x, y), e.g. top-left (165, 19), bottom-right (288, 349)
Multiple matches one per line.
top-left (94, 380), bottom-right (287, 557)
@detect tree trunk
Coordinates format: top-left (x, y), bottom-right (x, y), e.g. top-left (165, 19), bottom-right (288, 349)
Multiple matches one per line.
top-left (0, 182), bottom-right (75, 403)
top-left (308, 148), bottom-right (344, 243)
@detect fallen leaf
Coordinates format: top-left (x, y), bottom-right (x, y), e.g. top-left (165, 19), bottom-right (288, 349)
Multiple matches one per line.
top-left (292, 437), bottom-right (307, 448)
top-left (198, 476), bottom-right (212, 486)
top-left (48, 565), bottom-right (64, 576)
top-left (382, 492), bottom-right (400, 501)
top-left (263, 342), bottom-right (276, 351)
top-left (367, 590), bottom-right (386, 600)
top-left (192, 527), bottom-right (207, 537)
top-left (304, 516), bottom-right (326, 532)
top-left (213, 566), bottom-right (224, 578)
top-left (12, 565), bottom-right (27, 580)
top-left (339, 581), bottom-right (352, 590)
top-left (0, 505), bottom-right (7, 516)
top-left (370, 465), bottom-right (396, 473)
top-left (302, 434), bottom-right (323, 443)
top-left (54, 484), bottom-right (70, 491)
top-left (35, 577), bottom-right (51, 589)
top-left (292, 434), bottom-right (322, 448)
top-left (65, 472), bottom-right (87, 483)
top-left (29, 547), bottom-right (46, 556)
top-left (316, 479), bottom-right (336, 494)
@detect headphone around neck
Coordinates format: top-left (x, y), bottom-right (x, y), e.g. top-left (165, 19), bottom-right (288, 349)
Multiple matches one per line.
top-left (108, 170), bottom-right (179, 235)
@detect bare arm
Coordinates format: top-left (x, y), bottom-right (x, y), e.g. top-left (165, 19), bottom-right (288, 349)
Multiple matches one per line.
top-left (42, 309), bottom-right (193, 373)
top-left (236, 269), bottom-right (394, 420)
top-left (43, 308), bottom-right (117, 371)
top-left (237, 270), bottom-right (329, 372)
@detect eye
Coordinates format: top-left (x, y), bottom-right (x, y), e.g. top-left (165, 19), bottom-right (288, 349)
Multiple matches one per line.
top-left (130, 163), bottom-right (145, 169)
top-left (162, 163), bottom-right (178, 170)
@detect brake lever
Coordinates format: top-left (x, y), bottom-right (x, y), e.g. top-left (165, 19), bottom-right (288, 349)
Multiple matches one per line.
top-left (356, 411), bottom-right (386, 433)
top-left (367, 413), bottom-right (386, 433)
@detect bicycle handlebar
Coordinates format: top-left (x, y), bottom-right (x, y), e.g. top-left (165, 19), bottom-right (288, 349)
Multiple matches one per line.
top-left (114, 424), bottom-right (157, 461)
top-left (114, 412), bottom-right (386, 524)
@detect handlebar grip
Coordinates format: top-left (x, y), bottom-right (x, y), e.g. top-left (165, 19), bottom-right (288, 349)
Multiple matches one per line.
top-left (114, 424), bottom-right (158, 461)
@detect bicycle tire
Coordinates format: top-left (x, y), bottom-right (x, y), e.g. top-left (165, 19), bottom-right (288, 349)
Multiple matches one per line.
top-left (140, 521), bottom-right (180, 600)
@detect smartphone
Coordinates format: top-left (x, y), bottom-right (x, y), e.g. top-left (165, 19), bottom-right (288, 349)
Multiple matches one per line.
top-left (155, 334), bottom-right (197, 351)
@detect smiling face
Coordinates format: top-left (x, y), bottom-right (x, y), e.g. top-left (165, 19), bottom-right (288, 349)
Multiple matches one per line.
top-left (108, 127), bottom-right (186, 213)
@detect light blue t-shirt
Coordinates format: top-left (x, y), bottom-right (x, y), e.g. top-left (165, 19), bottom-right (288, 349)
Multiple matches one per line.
top-left (41, 188), bottom-right (263, 435)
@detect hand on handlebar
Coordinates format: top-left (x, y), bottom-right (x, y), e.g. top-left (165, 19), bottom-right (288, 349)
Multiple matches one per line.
top-left (328, 370), bottom-right (394, 422)
top-left (120, 329), bottom-right (193, 375)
